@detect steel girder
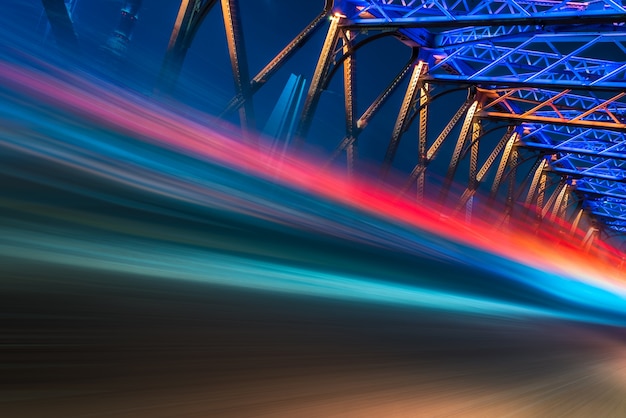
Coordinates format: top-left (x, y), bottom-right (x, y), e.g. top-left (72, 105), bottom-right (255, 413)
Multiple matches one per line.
top-left (519, 124), bottom-right (626, 224)
top-left (586, 197), bottom-right (626, 220)
top-left (158, 0), bottom-right (626, 240)
top-left (428, 34), bottom-right (626, 90)
top-left (340, 0), bottom-right (626, 25)
top-left (338, 0), bottom-right (626, 236)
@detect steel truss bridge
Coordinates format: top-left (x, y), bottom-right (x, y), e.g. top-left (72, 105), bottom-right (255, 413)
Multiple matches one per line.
top-left (45, 0), bottom-right (626, 251)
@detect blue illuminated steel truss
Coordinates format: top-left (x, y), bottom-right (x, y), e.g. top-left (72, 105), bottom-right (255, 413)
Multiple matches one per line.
top-left (160, 0), bottom-right (626, 248)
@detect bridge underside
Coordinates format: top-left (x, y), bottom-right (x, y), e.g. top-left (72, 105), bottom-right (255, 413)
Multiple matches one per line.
top-left (153, 0), bottom-right (626, 250)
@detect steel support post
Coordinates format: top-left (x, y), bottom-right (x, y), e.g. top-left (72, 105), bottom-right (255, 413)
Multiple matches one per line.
top-left (468, 119), bottom-right (481, 191)
top-left (417, 72), bottom-right (429, 200)
top-left (542, 180), bottom-right (566, 219)
top-left (504, 147), bottom-right (519, 225)
top-left (466, 117), bottom-right (481, 218)
top-left (440, 100), bottom-right (479, 205)
top-left (525, 158), bottom-right (547, 207)
top-left (490, 130), bottom-right (516, 198)
top-left (343, 29), bottom-right (357, 176)
top-left (346, 140), bottom-right (357, 177)
top-left (295, 14), bottom-right (342, 142)
top-left (559, 189), bottom-right (569, 220)
top-left (550, 183), bottom-right (569, 222)
top-left (536, 171), bottom-right (548, 211)
top-left (455, 130), bottom-right (512, 213)
top-left (402, 99), bottom-right (472, 194)
top-left (221, 0), bottom-right (255, 134)
top-left (509, 152), bottom-right (521, 194)
top-left (466, 196), bottom-right (474, 223)
top-left (382, 61), bottom-right (426, 177)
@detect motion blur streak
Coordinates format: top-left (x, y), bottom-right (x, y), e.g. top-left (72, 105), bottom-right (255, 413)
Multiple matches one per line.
top-left (0, 58), bottom-right (625, 322)
top-left (3, 55), bottom-right (626, 416)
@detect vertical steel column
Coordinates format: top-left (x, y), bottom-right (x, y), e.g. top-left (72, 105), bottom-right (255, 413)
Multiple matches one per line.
top-left (466, 196), bottom-right (473, 223)
top-left (559, 191), bottom-right (569, 219)
top-left (549, 183), bottom-right (568, 222)
top-left (466, 117), bottom-right (481, 218)
top-left (343, 29), bottom-right (357, 176)
top-left (455, 130), bottom-right (512, 213)
top-left (542, 180), bottom-right (566, 219)
top-left (402, 99), bottom-right (472, 195)
top-left (417, 72), bottom-right (429, 201)
top-left (382, 61), bottom-right (425, 177)
top-left (525, 158), bottom-right (547, 206)
top-left (221, 0), bottom-right (255, 133)
top-left (468, 120), bottom-right (481, 191)
top-left (295, 13), bottom-right (342, 142)
top-left (505, 147), bottom-right (518, 222)
top-left (490, 130), bottom-right (516, 198)
top-left (440, 100), bottom-right (479, 205)
top-left (536, 171), bottom-right (548, 210)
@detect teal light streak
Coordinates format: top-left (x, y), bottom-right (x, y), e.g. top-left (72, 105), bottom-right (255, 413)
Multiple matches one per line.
top-left (0, 226), bottom-right (612, 324)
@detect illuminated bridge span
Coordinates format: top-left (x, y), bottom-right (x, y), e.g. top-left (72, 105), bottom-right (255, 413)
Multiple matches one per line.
top-left (155, 0), bottom-right (626, 250)
top-left (80, 0), bottom-right (626, 249)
